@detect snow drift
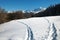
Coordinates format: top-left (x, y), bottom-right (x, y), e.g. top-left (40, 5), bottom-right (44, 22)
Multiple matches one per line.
top-left (0, 16), bottom-right (60, 40)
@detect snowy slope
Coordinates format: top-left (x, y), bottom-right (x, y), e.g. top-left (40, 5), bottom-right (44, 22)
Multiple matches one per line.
top-left (0, 16), bottom-right (60, 40)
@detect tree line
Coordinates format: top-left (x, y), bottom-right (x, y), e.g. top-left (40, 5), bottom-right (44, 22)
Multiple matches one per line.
top-left (0, 4), bottom-right (60, 24)
top-left (0, 8), bottom-right (34, 24)
top-left (33, 4), bottom-right (60, 17)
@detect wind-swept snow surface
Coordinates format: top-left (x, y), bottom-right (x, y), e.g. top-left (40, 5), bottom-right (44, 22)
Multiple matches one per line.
top-left (0, 16), bottom-right (60, 40)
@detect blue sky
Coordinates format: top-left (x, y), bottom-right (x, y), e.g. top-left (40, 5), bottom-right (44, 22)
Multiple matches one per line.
top-left (0, 0), bottom-right (60, 11)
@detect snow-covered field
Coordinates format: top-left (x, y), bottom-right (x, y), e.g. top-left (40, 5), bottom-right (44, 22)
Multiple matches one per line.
top-left (0, 16), bottom-right (60, 40)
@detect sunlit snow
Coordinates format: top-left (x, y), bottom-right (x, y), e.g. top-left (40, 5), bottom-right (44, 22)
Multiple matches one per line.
top-left (0, 16), bottom-right (60, 40)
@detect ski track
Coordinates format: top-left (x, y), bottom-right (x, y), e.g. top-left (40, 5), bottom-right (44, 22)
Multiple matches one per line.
top-left (14, 18), bottom-right (58, 40)
top-left (0, 16), bottom-right (60, 40)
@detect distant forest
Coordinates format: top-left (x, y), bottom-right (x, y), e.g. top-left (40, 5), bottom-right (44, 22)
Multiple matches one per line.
top-left (33, 4), bottom-right (60, 17)
top-left (0, 4), bottom-right (60, 24)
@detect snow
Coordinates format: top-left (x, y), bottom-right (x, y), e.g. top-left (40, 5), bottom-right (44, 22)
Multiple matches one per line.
top-left (32, 7), bottom-right (46, 13)
top-left (0, 16), bottom-right (60, 40)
